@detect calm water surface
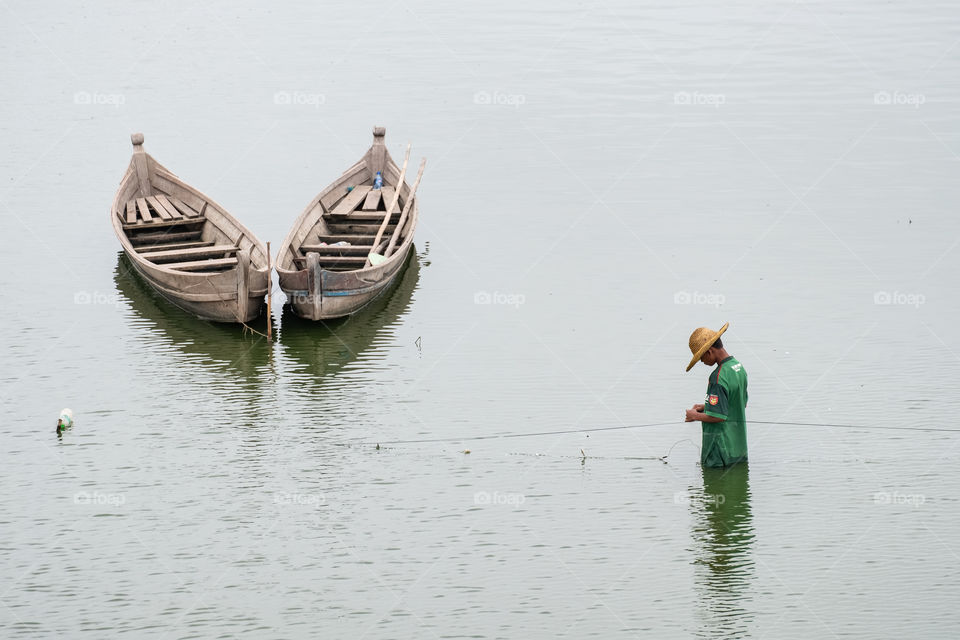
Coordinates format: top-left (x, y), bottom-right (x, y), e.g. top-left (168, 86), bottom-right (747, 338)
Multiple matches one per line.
top-left (2, 0), bottom-right (959, 637)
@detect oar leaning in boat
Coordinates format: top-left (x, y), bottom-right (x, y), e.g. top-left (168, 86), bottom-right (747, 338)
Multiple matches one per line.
top-left (366, 145), bottom-right (410, 266)
top-left (366, 147), bottom-right (426, 267)
top-left (382, 158), bottom-right (427, 260)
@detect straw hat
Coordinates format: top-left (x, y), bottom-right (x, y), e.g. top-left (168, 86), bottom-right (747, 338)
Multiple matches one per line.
top-left (686, 322), bottom-right (729, 372)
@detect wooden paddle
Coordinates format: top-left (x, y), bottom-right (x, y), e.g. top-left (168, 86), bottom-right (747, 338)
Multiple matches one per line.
top-left (367, 144), bottom-right (410, 267)
top-left (384, 158), bottom-right (426, 258)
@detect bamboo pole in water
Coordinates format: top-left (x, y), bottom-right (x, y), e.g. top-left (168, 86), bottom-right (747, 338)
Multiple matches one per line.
top-left (266, 241), bottom-right (273, 341)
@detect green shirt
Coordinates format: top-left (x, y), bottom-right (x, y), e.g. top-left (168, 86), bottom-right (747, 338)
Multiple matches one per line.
top-left (701, 356), bottom-right (748, 468)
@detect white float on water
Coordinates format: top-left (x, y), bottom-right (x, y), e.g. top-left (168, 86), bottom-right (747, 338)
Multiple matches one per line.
top-left (58, 408), bottom-right (74, 429)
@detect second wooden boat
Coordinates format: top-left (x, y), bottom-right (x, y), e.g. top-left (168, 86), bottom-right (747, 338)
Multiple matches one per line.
top-left (276, 127), bottom-right (425, 320)
top-left (109, 133), bottom-right (269, 323)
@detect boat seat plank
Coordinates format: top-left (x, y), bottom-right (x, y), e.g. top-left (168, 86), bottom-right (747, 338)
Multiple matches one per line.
top-left (146, 196), bottom-right (173, 220)
top-left (362, 188), bottom-right (382, 210)
top-left (125, 201), bottom-right (137, 224)
top-left (165, 257), bottom-right (238, 272)
top-left (136, 197), bottom-right (153, 223)
top-left (154, 194), bottom-right (183, 219)
top-left (299, 243), bottom-right (373, 255)
top-left (122, 216), bottom-right (205, 231)
top-left (314, 234), bottom-right (381, 244)
top-left (169, 197), bottom-right (203, 218)
top-left (325, 211), bottom-right (402, 222)
top-left (326, 222), bottom-right (397, 235)
top-left (149, 174), bottom-right (205, 212)
top-left (294, 255), bottom-right (370, 266)
top-left (141, 244), bottom-right (238, 262)
top-left (380, 186), bottom-right (402, 213)
top-left (129, 229), bottom-right (203, 245)
top-left (331, 185), bottom-right (372, 215)
top-left (135, 240), bottom-right (214, 253)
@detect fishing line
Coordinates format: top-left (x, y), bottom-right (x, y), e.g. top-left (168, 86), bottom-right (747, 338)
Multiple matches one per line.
top-left (371, 421), bottom-right (678, 445)
top-left (748, 421), bottom-right (959, 433)
top-left (353, 419), bottom-right (958, 448)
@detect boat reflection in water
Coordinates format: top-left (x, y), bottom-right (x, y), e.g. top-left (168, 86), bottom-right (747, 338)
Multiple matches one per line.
top-left (113, 252), bottom-right (272, 380)
top-left (279, 246), bottom-right (421, 383)
top-left (690, 463), bottom-right (756, 639)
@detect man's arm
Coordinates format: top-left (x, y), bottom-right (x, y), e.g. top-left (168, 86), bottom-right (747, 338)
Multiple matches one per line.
top-left (685, 408), bottom-right (723, 423)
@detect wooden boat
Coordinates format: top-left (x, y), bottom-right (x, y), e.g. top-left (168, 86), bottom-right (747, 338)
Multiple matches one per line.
top-left (276, 127), bottom-right (425, 320)
top-left (109, 133), bottom-right (269, 323)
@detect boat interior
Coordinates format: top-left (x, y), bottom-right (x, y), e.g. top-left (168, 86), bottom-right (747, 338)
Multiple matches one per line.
top-left (291, 181), bottom-right (408, 272)
top-left (118, 195), bottom-right (240, 273)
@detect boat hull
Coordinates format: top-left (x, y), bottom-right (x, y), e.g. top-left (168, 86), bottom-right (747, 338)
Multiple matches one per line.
top-left (279, 243), bottom-right (412, 320)
top-left (275, 127), bottom-right (421, 321)
top-left (122, 248), bottom-right (268, 323)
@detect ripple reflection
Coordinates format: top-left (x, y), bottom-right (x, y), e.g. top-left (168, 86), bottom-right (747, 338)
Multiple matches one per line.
top-left (113, 252), bottom-right (272, 380)
top-left (691, 464), bottom-right (755, 638)
top-left (279, 246), bottom-right (421, 384)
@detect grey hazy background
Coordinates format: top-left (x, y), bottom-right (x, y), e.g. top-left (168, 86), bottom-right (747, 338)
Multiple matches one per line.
top-left (2, 0), bottom-right (959, 638)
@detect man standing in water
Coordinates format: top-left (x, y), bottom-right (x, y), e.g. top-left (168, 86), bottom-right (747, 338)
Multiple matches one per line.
top-left (684, 322), bottom-right (748, 468)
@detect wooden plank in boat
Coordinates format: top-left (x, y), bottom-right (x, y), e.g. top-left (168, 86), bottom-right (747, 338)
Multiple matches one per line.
top-left (135, 241), bottom-right (213, 253)
top-left (165, 257), bottom-right (238, 272)
top-left (315, 234), bottom-right (380, 244)
top-left (150, 174), bottom-right (205, 212)
top-left (319, 164), bottom-right (371, 210)
top-left (331, 185), bottom-right (372, 215)
top-left (294, 255), bottom-right (368, 266)
top-left (328, 211), bottom-right (402, 222)
top-left (129, 229), bottom-right (203, 245)
top-left (146, 196), bottom-right (173, 220)
top-left (326, 222), bottom-right (396, 235)
top-left (299, 244), bottom-right (373, 255)
top-left (125, 201), bottom-right (137, 224)
top-left (141, 244), bottom-right (238, 262)
top-left (362, 188), bottom-right (382, 211)
top-left (136, 197), bottom-right (153, 223)
top-left (380, 186), bottom-right (401, 213)
top-left (167, 197), bottom-right (202, 218)
top-left (154, 194), bottom-right (183, 219)
top-left (123, 217), bottom-right (204, 231)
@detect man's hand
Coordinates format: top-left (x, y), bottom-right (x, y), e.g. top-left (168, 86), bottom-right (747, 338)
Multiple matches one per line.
top-left (684, 403), bottom-right (705, 421)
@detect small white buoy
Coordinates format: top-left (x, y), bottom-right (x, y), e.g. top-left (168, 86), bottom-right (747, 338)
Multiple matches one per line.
top-left (57, 408), bottom-right (74, 435)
